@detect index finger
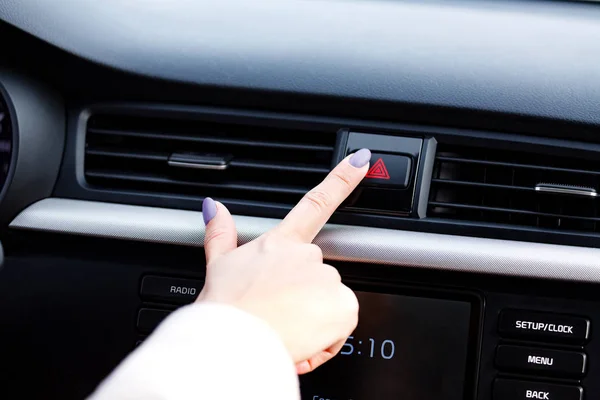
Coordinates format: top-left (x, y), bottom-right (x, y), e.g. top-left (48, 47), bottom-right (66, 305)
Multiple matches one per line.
top-left (275, 148), bottom-right (371, 242)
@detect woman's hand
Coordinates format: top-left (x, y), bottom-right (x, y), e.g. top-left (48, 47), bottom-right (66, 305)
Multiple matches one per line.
top-left (196, 149), bottom-right (371, 375)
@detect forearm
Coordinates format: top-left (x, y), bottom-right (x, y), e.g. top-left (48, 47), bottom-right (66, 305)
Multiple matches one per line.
top-left (89, 303), bottom-right (300, 400)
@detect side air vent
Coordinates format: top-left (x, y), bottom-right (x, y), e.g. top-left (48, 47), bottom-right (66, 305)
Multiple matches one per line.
top-left (84, 114), bottom-right (336, 206)
top-left (428, 144), bottom-right (600, 234)
top-left (0, 92), bottom-right (13, 198)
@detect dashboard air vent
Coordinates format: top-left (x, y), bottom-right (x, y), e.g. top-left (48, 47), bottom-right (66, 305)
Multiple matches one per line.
top-left (85, 114), bottom-right (336, 206)
top-left (0, 93), bottom-right (12, 198)
top-left (428, 144), bottom-right (600, 234)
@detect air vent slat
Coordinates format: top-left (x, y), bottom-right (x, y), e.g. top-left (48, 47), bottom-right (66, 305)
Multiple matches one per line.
top-left (229, 160), bottom-right (329, 174)
top-left (436, 156), bottom-right (600, 176)
top-left (431, 178), bottom-right (533, 192)
top-left (84, 113), bottom-right (335, 206)
top-left (429, 202), bottom-right (600, 223)
top-left (88, 128), bottom-right (332, 152)
top-left (86, 149), bottom-right (328, 174)
top-left (86, 149), bottom-right (168, 161)
top-left (86, 171), bottom-right (309, 195)
top-left (429, 144), bottom-right (600, 235)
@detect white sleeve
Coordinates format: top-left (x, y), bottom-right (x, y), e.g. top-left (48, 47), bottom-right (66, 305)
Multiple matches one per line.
top-left (88, 303), bottom-right (300, 400)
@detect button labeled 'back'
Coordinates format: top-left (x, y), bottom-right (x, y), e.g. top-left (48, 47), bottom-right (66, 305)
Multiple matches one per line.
top-left (494, 379), bottom-right (582, 400)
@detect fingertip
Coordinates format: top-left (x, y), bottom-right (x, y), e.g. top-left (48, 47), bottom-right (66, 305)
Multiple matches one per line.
top-left (214, 201), bottom-right (235, 222)
top-left (295, 360), bottom-right (311, 375)
top-left (202, 197), bottom-right (218, 225)
top-left (348, 148), bottom-right (371, 169)
top-left (296, 351), bottom-right (336, 375)
top-left (214, 200), bottom-right (229, 212)
top-left (203, 200), bottom-right (238, 262)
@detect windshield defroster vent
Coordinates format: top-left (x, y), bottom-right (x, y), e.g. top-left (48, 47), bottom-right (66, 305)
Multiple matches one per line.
top-left (84, 114), bottom-right (336, 206)
top-left (428, 144), bottom-right (600, 234)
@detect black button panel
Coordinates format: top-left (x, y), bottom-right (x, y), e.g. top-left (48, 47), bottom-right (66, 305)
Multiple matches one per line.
top-left (137, 308), bottom-right (171, 334)
top-left (133, 277), bottom-right (597, 400)
top-left (496, 345), bottom-right (587, 378)
top-left (499, 310), bottom-right (590, 344)
top-left (361, 153), bottom-right (412, 189)
top-left (494, 379), bottom-right (583, 400)
top-left (493, 309), bottom-right (591, 400)
top-left (141, 275), bottom-right (203, 304)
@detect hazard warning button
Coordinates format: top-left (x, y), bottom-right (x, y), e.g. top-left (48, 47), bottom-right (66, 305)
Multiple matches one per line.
top-left (361, 152), bottom-right (412, 189)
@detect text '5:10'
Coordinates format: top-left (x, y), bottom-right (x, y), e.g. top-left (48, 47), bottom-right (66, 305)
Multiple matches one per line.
top-left (340, 336), bottom-right (396, 360)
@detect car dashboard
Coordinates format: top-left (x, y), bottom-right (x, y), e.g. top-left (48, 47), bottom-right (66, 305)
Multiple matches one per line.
top-left (1, 0), bottom-right (600, 399)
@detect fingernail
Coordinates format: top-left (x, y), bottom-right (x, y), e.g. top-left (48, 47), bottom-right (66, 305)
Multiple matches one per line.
top-left (202, 197), bottom-right (217, 225)
top-left (349, 148), bottom-right (371, 168)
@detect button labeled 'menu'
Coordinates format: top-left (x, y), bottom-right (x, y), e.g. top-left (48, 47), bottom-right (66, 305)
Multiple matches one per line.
top-left (499, 310), bottom-right (590, 344)
top-left (496, 345), bottom-right (587, 378)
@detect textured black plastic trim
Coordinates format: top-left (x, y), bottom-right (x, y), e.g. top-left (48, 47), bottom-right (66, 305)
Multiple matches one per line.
top-left (0, 69), bottom-right (65, 226)
top-left (414, 137), bottom-right (437, 219)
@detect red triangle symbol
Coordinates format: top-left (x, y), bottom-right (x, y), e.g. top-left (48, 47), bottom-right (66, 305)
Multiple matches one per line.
top-left (365, 158), bottom-right (391, 180)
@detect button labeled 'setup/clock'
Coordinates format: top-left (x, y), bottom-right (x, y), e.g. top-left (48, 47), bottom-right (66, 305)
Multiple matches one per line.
top-left (498, 310), bottom-right (590, 344)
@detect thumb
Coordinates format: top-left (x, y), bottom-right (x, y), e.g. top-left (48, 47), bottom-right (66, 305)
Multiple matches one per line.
top-left (203, 198), bottom-right (238, 263)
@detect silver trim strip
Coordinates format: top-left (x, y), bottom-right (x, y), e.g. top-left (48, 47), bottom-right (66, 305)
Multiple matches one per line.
top-left (535, 183), bottom-right (598, 197)
top-left (9, 198), bottom-right (600, 283)
top-left (167, 160), bottom-right (229, 170)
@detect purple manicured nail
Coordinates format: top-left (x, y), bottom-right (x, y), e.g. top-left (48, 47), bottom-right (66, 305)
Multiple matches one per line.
top-left (349, 148), bottom-right (371, 168)
top-left (202, 197), bottom-right (217, 225)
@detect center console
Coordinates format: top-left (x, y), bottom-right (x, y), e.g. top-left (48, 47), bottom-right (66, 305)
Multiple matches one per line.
top-left (1, 233), bottom-right (598, 400)
top-left (137, 275), bottom-right (595, 400)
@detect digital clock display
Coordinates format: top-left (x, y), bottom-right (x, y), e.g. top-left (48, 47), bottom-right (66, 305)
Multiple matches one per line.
top-left (300, 291), bottom-right (473, 400)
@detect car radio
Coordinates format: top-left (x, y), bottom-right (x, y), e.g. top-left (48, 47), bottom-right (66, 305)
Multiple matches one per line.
top-left (135, 274), bottom-right (596, 400)
top-left (4, 237), bottom-right (598, 400)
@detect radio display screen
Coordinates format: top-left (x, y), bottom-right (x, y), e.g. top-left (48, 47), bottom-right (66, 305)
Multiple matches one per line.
top-left (300, 290), bottom-right (477, 400)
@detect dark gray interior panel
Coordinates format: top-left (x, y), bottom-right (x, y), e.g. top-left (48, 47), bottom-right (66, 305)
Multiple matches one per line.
top-left (0, 70), bottom-right (65, 225)
top-left (2, 0), bottom-right (600, 125)
top-left (2, 1), bottom-right (600, 399)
